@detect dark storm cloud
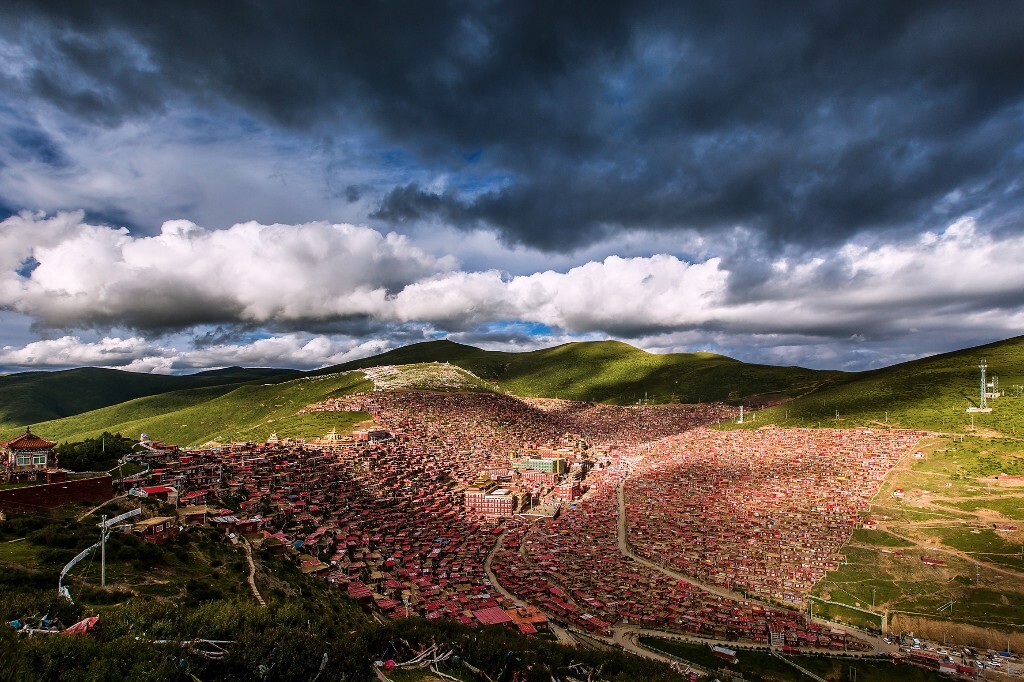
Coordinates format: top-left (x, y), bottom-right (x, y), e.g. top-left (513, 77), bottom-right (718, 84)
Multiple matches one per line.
top-left (5, 126), bottom-right (69, 168)
top-left (4, 1), bottom-right (1023, 251)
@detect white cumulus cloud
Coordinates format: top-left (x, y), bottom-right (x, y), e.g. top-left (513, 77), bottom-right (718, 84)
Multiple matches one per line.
top-left (1, 211), bottom-right (1022, 372)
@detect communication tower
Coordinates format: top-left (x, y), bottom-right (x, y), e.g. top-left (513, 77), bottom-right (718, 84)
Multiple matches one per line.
top-left (986, 374), bottom-right (999, 399)
top-left (967, 360), bottom-right (993, 413)
top-left (980, 360), bottom-right (987, 410)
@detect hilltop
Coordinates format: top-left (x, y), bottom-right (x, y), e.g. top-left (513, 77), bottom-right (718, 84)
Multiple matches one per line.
top-left (0, 340), bottom-right (837, 445)
top-left (7, 335), bottom-right (1024, 445)
top-left (735, 335), bottom-right (1024, 434)
top-left (321, 339), bottom-right (842, 405)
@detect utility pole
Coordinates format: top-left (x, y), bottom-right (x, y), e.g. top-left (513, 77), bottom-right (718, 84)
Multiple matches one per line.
top-left (100, 515), bottom-right (107, 588)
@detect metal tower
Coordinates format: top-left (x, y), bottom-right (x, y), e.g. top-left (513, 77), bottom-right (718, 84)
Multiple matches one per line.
top-left (979, 360), bottom-right (987, 410)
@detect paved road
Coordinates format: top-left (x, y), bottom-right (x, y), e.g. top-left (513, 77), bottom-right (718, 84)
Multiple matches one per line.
top-left (483, 527), bottom-right (579, 648)
top-left (483, 530), bottom-right (523, 606)
top-left (616, 479), bottom-right (768, 603)
top-left (610, 624), bottom-right (709, 672)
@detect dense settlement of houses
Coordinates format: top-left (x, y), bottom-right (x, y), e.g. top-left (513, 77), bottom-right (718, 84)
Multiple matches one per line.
top-left (7, 389), bottom-right (926, 650)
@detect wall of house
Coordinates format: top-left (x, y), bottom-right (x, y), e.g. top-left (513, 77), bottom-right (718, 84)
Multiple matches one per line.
top-left (0, 474), bottom-right (113, 513)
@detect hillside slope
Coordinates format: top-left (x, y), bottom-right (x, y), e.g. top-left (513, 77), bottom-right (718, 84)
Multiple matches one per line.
top-left (19, 335), bottom-right (1024, 445)
top-left (741, 335), bottom-right (1024, 433)
top-left (322, 339), bottom-right (843, 404)
top-left (0, 366), bottom-right (300, 429)
top-left (24, 371), bottom-right (374, 446)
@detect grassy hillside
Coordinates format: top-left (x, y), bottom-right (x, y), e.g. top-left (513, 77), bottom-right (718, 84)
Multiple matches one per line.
top-left (0, 366), bottom-right (300, 430)
top-left (16, 335), bottom-right (1024, 447)
top-left (323, 339), bottom-right (842, 405)
top-left (733, 335), bottom-right (1024, 433)
top-left (22, 371), bottom-right (374, 446)
top-left (8, 340), bottom-right (844, 445)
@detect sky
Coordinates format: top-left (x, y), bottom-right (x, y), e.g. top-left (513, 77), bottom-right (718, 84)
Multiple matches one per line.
top-left (1, 1), bottom-right (1023, 375)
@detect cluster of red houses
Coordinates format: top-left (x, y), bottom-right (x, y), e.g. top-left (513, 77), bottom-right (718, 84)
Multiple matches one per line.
top-left (489, 464), bottom-right (864, 647)
top-left (303, 391), bottom-right (734, 518)
top-left (624, 427), bottom-right (925, 606)
top-left (110, 389), bottom-right (915, 649)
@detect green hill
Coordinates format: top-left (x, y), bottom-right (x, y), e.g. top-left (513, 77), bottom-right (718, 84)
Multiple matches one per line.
top-left (18, 371), bottom-right (374, 446)
top-left (0, 366), bottom-right (300, 430)
top-left (736, 335), bottom-right (1024, 433)
top-left (6, 341), bottom-right (842, 445)
top-left (16, 335), bottom-right (1024, 447)
top-left (322, 339), bottom-right (842, 405)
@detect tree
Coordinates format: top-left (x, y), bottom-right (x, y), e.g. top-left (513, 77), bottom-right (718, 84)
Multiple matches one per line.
top-left (54, 433), bottom-right (136, 472)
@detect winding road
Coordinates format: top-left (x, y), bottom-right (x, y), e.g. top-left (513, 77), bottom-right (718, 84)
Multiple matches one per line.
top-left (483, 527), bottom-right (580, 648)
top-left (615, 479), bottom-right (756, 604)
top-left (615, 478), bottom-right (895, 655)
top-left (481, 471), bottom-right (896, 667)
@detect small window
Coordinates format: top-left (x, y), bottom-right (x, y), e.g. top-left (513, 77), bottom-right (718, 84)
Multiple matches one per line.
top-left (33, 454), bottom-right (47, 466)
top-left (16, 454), bottom-right (30, 466)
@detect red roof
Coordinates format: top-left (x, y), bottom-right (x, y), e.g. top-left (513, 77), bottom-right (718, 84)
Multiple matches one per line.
top-left (472, 606), bottom-right (513, 626)
top-left (1, 429), bottom-right (56, 451)
top-left (140, 486), bottom-right (174, 495)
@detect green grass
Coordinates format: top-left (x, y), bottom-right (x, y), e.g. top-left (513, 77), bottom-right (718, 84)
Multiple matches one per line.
top-left (0, 366), bottom-right (299, 431)
top-left (10, 338), bottom-right (844, 445)
top-left (0, 480), bottom-right (43, 490)
top-left (797, 655), bottom-right (949, 682)
top-left (870, 505), bottom-right (970, 522)
top-left (637, 637), bottom-right (794, 680)
top-left (935, 527), bottom-right (1023, 556)
top-left (850, 529), bottom-right (915, 548)
top-left (6, 334), bottom-right (1024, 445)
top-left (109, 462), bottom-right (146, 478)
top-left (937, 497), bottom-right (1024, 518)
top-left (812, 432), bottom-right (1024, 632)
top-left (0, 501), bottom-right (274, 608)
top-left (818, 433), bottom-right (1024, 623)
top-left (635, 638), bottom-right (942, 682)
top-left (936, 498), bottom-right (1024, 519)
top-left (321, 339), bottom-right (843, 405)
top-left (24, 372), bottom-right (374, 446)
top-left (3, 384), bottom-right (244, 441)
top-left (817, 538), bottom-right (1024, 627)
top-left (733, 335), bottom-right (1024, 434)
top-left (810, 598), bottom-right (886, 630)
top-left (0, 539), bottom-right (42, 568)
